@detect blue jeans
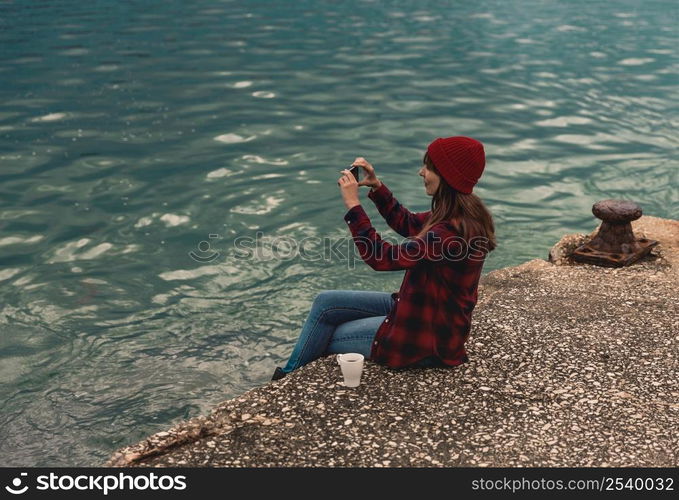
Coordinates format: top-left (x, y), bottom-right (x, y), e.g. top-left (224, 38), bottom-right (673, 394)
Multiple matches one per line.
top-left (281, 290), bottom-right (394, 373)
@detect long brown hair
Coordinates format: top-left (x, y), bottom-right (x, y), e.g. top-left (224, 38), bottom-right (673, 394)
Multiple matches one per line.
top-left (412, 152), bottom-right (497, 254)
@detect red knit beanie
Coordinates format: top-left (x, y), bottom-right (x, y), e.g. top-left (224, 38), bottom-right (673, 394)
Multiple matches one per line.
top-left (426, 136), bottom-right (486, 194)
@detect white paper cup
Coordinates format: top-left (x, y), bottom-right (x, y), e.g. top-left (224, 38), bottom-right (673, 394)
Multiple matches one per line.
top-left (337, 353), bottom-right (364, 387)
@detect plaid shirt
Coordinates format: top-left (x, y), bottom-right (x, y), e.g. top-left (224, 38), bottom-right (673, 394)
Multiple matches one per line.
top-left (343, 181), bottom-right (487, 369)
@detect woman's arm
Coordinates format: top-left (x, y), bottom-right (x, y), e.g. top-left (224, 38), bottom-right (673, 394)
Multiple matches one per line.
top-left (367, 181), bottom-right (430, 238)
top-left (343, 205), bottom-right (462, 271)
top-left (349, 157), bottom-right (428, 237)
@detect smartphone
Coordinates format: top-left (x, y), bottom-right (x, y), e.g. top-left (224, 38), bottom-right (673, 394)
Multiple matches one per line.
top-left (349, 165), bottom-right (360, 182)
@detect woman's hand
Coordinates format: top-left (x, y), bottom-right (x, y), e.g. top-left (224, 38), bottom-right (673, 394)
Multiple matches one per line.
top-left (351, 157), bottom-right (381, 189)
top-left (338, 169), bottom-right (361, 210)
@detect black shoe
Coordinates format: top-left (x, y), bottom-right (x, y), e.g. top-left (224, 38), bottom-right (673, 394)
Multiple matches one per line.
top-left (271, 367), bottom-right (287, 381)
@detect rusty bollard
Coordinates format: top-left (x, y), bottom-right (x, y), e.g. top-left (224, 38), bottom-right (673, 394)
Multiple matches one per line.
top-left (572, 199), bottom-right (658, 267)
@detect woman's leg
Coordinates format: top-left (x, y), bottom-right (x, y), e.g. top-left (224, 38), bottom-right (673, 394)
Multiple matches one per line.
top-left (281, 290), bottom-right (394, 373)
top-left (324, 315), bottom-right (386, 358)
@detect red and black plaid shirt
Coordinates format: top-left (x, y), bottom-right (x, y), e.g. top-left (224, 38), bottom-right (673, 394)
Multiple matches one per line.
top-left (343, 181), bottom-right (487, 369)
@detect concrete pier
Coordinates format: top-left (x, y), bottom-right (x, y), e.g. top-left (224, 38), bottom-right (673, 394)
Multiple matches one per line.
top-left (107, 215), bottom-right (678, 467)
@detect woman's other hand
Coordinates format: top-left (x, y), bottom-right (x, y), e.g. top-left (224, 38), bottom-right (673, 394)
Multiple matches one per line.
top-left (351, 157), bottom-right (382, 190)
top-left (338, 169), bottom-right (361, 210)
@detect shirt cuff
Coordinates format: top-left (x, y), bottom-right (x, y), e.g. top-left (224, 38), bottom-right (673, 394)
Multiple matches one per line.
top-left (367, 181), bottom-right (390, 202)
top-left (344, 204), bottom-right (364, 224)
top-left (343, 204), bottom-right (371, 233)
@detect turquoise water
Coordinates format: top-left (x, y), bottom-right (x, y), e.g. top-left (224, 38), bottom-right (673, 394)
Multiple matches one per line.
top-left (0, 0), bottom-right (677, 466)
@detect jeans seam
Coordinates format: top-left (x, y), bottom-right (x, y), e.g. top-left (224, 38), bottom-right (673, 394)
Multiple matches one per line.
top-left (328, 337), bottom-right (371, 345)
top-left (331, 335), bottom-right (375, 341)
